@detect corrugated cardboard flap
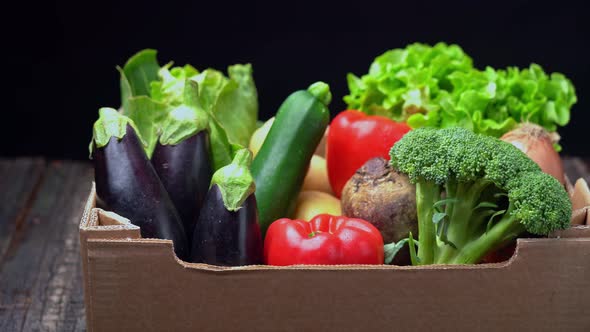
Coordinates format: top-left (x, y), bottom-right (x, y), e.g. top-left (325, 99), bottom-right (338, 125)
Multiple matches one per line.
top-left (82, 234), bottom-right (590, 331)
top-left (85, 232), bottom-right (590, 271)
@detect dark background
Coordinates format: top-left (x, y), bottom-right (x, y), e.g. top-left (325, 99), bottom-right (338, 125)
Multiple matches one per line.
top-left (3, 0), bottom-right (588, 159)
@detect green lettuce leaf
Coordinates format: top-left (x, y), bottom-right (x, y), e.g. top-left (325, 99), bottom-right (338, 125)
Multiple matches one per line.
top-left (345, 43), bottom-right (577, 138)
top-left (150, 63), bottom-right (199, 106)
top-left (207, 115), bottom-right (234, 170)
top-left (118, 49), bottom-right (160, 101)
top-left (192, 65), bottom-right (258, 147)
top-left (150, 63), bottom-right (258, 168)
top-left (116, 49), bottom-right (167, 157)
top-left (192, 68), bottom-right (229, 111)
top-left (114, 51), bottom-right (258, 169)
top-left (152, 73), bottom-right (246, 171)
top-left (213, 64), bottom-right (258, 147)
top-left (122, 96), bottom-right (168, 157)
top-left (158, 75), bottom-right (246, 171)
top-left (345, 43), bottom-right (473, 122)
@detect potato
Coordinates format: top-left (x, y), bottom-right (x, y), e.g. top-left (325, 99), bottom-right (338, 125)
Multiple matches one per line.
top-left (302, 155), bottom-right (333, 194)
top-left (293, 191), bottom-right (341, 221)
top-left (341, 157), bottom-right (417, 244)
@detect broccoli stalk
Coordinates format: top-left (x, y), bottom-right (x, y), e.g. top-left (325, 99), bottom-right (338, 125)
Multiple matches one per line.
top-left (391, 128), bottom-right (571, 265)
top-left (432, 180), bottom-right (496, 264)
top-left (415, 181), bottom-right (440, 264)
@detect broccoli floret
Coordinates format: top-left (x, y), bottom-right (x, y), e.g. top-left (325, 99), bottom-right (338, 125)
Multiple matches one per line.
top-left (506, 172), bottom-right (572, 235)
top-left (390, 127), bottom-right (571, 265)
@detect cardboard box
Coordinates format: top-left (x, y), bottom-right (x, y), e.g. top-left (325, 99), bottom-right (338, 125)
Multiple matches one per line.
top-left (80, 182), bottom-right (590, 332)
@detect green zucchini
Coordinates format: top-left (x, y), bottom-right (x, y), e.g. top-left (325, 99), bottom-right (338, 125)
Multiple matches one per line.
top-left (251, 82), bottom-right (331, 235)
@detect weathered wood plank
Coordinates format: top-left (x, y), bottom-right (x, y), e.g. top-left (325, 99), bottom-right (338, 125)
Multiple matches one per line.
top-left (563, 156), bottom-right (590, 184)
top-left (0, 161), bottom-right (92, 332)
top-left (0, 158), bottom-right (47, 264)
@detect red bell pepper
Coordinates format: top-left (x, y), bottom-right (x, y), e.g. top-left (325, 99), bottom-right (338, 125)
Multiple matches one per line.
top-left (264, 214), bottom-right (384, 265)
top-left (326, 110), bottom-right (411, 197)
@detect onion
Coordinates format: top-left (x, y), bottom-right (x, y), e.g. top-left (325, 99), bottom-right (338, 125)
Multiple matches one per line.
top-left (500, 123), bottom-right (565, 185)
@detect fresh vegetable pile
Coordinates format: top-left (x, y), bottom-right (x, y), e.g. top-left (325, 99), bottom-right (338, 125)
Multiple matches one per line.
top-left (90, 43), bottom-right (583, 267)
top-left (91, 50), bottom-right (262, 263)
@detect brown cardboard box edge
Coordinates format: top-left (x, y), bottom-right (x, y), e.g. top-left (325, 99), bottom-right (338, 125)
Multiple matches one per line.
top-left (80, 181), bottom-right (590, 332)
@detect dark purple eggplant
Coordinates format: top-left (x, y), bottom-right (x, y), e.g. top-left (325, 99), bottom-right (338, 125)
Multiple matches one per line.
top-left (191, 186), bottom-right (262, 265)
top-left (91, 108), bottom-right (189, 260)
top-left (152, 131), bottom-right (212, 244)
top-left (191, 149), bottom-right (262, 266)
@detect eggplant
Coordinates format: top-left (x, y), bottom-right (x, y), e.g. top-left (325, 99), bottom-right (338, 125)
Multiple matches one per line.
top-left (91, 108), bottom-right (189, 260)
top-left (152, 131), bottom-right (212, 245)
top-left (191, 149), bottom-right (262, 266)
top-left (192, 186), bottom-right (262, 265)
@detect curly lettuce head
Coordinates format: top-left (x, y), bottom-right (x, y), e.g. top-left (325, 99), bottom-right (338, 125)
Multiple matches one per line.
top-left (344, 42), bottom-right (577, 138)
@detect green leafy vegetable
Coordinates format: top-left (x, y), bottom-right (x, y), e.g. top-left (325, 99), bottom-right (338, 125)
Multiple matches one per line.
top-left (149, 62), bottom-right (258, 169)
top-left (118, 49), bottom-right (160, 101)
top-left (122, 96), bottom-right (167, 157)
top-left (114, 49), bottom-right (258, 169)
top-left (345, 42), bottom-right (577, 138)
top-left (117, 49), bottom-right (166, 157)
top-left (211, 64), bottom-right (258, 147)
top-left (192, 68), bottom-right (229, 110)
top-left (151, 64), bottom-right (258, 147)
top-left (150, 63), bottom-right (199, 106)
top-left (206, 115), bottom-right (236, 171)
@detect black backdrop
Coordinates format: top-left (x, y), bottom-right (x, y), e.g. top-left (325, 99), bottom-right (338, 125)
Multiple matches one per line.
top-left (3, 0), bottom-right (589, 159)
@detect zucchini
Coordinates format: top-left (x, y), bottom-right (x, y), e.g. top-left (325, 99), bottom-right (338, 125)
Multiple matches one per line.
top-left (251, 82), bottom-right (331, 235)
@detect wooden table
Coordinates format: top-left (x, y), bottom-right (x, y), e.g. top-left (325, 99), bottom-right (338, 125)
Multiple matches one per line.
top-left (0, 157), bottom-right (588, 331)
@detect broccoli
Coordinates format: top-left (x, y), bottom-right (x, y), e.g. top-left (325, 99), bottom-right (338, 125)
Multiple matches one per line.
top-left (389, 127), bottom-right (572, 265)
